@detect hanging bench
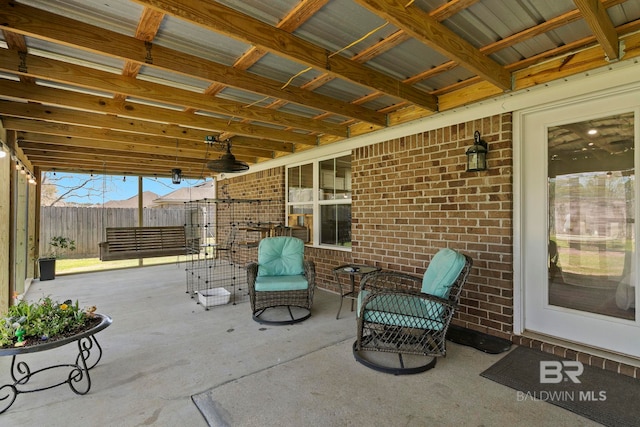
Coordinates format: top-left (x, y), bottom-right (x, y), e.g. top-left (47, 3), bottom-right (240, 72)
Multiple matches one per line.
top-left (99, 226), bottom-right (194, 261)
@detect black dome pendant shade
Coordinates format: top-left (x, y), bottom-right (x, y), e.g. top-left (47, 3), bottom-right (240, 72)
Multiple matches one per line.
top-left (206, 141), bottom-right (249, 173)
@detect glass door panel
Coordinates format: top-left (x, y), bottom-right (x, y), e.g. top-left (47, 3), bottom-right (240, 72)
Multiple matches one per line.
top-left (548, 112), bottom-right (635, 321)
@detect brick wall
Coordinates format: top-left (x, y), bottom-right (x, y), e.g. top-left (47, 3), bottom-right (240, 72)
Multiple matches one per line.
top-left (221, 113), bottom-right (639, 378)
top-left (223, 115), bottom-right (514, 337)
top-left (350, 113), bottom-right (514, 341)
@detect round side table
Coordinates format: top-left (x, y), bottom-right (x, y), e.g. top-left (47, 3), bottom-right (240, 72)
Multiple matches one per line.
top-left (333, 264), bottom-right (380, 319)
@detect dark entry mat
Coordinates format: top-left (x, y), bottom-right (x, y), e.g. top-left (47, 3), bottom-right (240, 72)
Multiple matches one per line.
top-left (446, 324), bottom-right (512, 354)
top-left (481, 346), bottom-right (640, 427)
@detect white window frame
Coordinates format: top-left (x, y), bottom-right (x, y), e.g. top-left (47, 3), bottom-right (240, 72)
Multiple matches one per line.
top-left (286, 150), bottom-right (352, 251)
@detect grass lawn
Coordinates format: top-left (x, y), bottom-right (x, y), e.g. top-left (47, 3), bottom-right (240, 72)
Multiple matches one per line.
top-left (55, 255), bottom-right (197, 275)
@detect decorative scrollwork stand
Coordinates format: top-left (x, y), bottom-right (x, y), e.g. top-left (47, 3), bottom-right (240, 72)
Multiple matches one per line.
top-left (0, 313), bottom-right (112, 414)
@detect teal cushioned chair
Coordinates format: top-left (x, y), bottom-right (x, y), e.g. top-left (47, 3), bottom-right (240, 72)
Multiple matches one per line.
top-left (353, 248), bottom-right (472, 374)
top-left (247, 237), bottom-right (315, 324)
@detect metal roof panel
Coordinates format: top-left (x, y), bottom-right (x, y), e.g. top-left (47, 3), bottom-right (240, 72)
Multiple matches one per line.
top-left (26, 37), bottom-right (125, 72)
top-left (214, 0), bottom-right (302, 26)
top-left (153, 15), bottom-right (251, 66)
top-left (17, 0), bottom-right (142, 37)
top-left (247, 53), bottom-right (323, 86)
top-left (293, 0), bottom-right (399, 57)
top-left (136, 66), bottom-right (211, 92)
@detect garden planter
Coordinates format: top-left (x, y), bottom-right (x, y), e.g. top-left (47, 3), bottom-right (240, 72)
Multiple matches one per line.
top-left (38, 257), bottom-right (56, 281)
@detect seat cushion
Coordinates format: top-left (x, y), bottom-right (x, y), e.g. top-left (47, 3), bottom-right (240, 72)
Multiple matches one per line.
top-left (357, 290), bottom-right (446, 331)
top-left (255, 275), bottom-right (309, 292)
top-left (421, 248), bottom-right (465, 298)
top-left (258, 237), bottom-right (305, 277)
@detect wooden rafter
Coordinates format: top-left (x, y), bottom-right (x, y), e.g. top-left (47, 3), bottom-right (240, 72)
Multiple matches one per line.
top-left (130, 0), bottom-right (438, 111)
top-left (0, 0), bottom-right (637, 177)
top-left (0, 49), bottom-right (346, 137)
top-left (0, 0), bottom-right (385, 127)
top-left (573, 0), bottom-right (620, 60)
top-left (353, 0), bottom-right (511, 90)
top-left (0, 80), bottom-right (303, 149)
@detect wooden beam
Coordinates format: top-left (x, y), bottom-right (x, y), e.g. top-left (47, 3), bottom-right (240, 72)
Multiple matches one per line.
top-left (0, 79), bottom-right (307, 147)
top-left (0, 101), bottom-right (240, 142)
top-left (573, 0), bottom-right (619, 60)
top-left (437, 30), bottom-right (640, 111)
top-left (130, 0), bottom-right (438, 110)
top-left (20, 143), bottom-right (210, 165)
top-left (31, 163), bottom-right (213, 180)
top-left (1, 29), bottom-right (33, 84)
top-left (114, 7), bottom-right (165, 101)
top-left (298, 0), bottom-right (479, 116)
top-left (353, 0), bottom-right (511, 90)
top-left (25, 155), bottom-right (213, 176)
top-left (429, 0), bottom-right (479, 21)
top-left (8, 119), bottom-right (293, 154)
top-left (0, 49), bottom-right (346, 137)
top-left (18, 133), bottom-right (274, 160)
top-left (0, 0), bottom-right (386, 126)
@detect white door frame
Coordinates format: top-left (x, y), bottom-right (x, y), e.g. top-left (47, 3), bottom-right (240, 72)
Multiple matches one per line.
top-left (514, 83), bottom-right (640, 357)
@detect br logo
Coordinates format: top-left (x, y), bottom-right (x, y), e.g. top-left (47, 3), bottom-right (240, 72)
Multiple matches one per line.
top-left (539, 361), bottom-right (584, 384)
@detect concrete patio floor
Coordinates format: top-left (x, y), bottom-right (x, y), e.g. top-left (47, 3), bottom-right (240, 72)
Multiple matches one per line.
top-left (0, 263), bottom-right (600, 426)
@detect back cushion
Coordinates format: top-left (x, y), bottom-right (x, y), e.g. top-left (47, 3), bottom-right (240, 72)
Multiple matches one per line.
top-left (258, 237), bottom-right (305, 276)
top-left (421, 248), bottom-right (465, 298)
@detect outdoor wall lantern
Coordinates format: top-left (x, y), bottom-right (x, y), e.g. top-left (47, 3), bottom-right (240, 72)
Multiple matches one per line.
top-left (466, 130), bottom-right (488, 172)
top-left (171, 168), bottom-right (182, 185)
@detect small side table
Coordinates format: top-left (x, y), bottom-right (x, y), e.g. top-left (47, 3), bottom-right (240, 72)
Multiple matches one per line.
top-left (333, 264), bottom-right (380, 319)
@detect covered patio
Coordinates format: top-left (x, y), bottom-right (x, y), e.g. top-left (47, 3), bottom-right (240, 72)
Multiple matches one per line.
top-left (0, 264), bottom-right (598, 426)
top-left (1, 2), bottom-right (640, 422)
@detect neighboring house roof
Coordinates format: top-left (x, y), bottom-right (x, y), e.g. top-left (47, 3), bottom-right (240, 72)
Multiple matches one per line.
top-left (151, 181), bottom-right (216, 207)
top-left (103, 191), bottom-right (159, 208)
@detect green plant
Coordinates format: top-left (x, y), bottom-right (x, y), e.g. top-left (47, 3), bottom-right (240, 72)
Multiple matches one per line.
top-left (45, 236), bottom-right (76, 259)
top-left (0, 297), bottom-right (95, 348)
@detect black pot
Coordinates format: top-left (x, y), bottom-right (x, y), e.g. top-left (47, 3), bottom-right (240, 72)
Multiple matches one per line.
top-left (38, 258), bottom-right (56, 281)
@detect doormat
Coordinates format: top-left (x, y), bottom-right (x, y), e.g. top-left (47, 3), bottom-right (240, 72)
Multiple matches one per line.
top-left (481, 346), bottom-right (640, 427)
top-left (446, 324), bottom-right (512, 354)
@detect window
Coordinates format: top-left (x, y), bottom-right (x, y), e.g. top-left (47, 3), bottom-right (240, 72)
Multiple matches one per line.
top-left (287, 153), bottom-right (351, 248)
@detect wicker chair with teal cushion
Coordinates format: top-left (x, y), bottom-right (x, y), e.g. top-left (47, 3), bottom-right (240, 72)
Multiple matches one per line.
top-left (247, 237), bottom-right (316, 324)
top-left (353, 248), bottom-right (472, 374)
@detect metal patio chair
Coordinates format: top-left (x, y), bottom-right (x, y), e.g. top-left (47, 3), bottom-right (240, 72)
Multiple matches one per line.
top-left (247, 236), bottom-right (316, 324)
top-left (353, 248), bottom-right (472, 374)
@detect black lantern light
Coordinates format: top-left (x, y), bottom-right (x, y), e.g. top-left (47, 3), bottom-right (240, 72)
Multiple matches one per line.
top-left (466, 130), bottom-right (488, 172)
top-left (171, 139), bottom-right (182, 184)
top-left (171, 168), bottom-right (182, 184)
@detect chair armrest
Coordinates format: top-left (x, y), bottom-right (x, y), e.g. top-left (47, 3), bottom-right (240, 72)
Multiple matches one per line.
top-left (359, 270), bottom-right (422, 293)
top-left (246, 262), bottom-right (258, 289)
top-left (303, 260), bottom-right (316, 287)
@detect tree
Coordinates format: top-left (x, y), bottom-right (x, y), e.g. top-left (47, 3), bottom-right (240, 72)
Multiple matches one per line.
top-left (41, 172), bottom-right (108, 207)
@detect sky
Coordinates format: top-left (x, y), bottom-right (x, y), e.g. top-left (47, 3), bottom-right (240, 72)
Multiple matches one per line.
top-left (43, 172), bottom-right (210, 205)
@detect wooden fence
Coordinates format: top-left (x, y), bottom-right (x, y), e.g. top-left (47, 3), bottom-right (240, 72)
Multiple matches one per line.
top-left (40, 206), bottom-right (186, 258)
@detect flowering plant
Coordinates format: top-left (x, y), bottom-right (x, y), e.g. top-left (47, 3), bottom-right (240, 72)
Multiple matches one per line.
top-left (0, 297), bottom-right (97, 348)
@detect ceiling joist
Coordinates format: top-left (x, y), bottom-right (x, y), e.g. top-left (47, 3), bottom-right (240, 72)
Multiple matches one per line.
top-left (130, 0), bottom-right (439, 111)
top-left (0, 0), bottom-right (637, 178)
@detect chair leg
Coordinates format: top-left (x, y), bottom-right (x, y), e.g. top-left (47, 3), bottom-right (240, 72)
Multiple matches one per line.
top-left (252, 305), bottom-right (311, 325)
top-left (352, 341), bottom-right (438, 375)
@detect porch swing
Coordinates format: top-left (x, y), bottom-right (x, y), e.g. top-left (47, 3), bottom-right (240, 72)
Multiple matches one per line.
top-left (97, 169), bottom-right (191, 261)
